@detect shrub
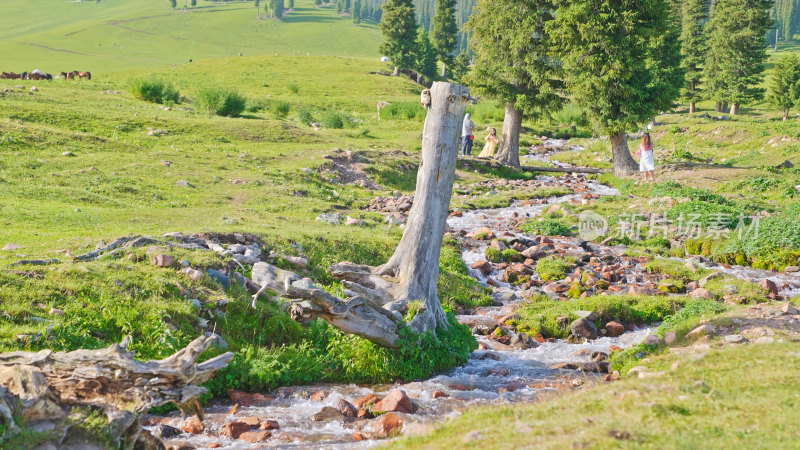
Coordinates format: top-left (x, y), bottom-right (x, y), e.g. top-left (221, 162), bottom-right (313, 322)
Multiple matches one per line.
top-left (320, 111), bottom-right (349, 129)
top-left (650, 181), bottom-right (728, 204)
top-left (296, 107), bottom-right (314, 124)
top-left (536, 256), bottom-right (577, 281)
top-left (438, 237), bottom-right (493, 310)
top-left (287, 83), bottom-right (300, 94)
top-left (196, 88), bottom-right (247, 117)
top-left (657, 298), bottom-right (728, 338)
top-left (271, 100), bottom-right (291, 119)
top-left (519, 218), bottom-right (572, 236)
top-left (666, 200), bottom-right (745, 228)
top-left (485, 246), bottom-right (502, 263)
top-left (128, 78), bottom-right (180, 104)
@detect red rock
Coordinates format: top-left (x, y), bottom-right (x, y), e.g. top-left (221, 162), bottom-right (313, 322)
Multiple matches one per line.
top-left (471, 260), bottom-right (493, 275)
top-left (449, 383), bottom-right (472, 391)
top-left (151, 254), bottom-right (175, 267)
top-left (239, 431), bottom-right (271, 443)
top-left (239, 417), bottom-right (261, 426)
top-left (227, 389), bottom-right (252, 406)
top-left (608, 345), bottom-right (622, 352)
top-left (260, 419), bottom-right (280, 430)
top-left (310, 390), bottom-right (329, 401)
top-left (486, 277), bottom-right (500, 287)
top-left (371, 413), bottom-right (404, 438)
top-left (449, 211), bottom-right (463, 218)
top-left (477, 342), bottom-right (488, 350)
top-left (357, 408), bottom-right (374, 419)
top-left (336, 398), bottom-right (358, 418)
top-left (353, 432), bottom-right (367, 441)
top-left (431, 390), bottom-right (450, 399)
top-left (488, 367), bottom-right (510, 376)
top-left (182, 416), bottom-right (204, 434)
top-left (354, 393), bottom-right (381, 408)
top-left (605, 321), bottom-right (625, 338)
top-left (759, 279), bottom-right (779, 296)
top-left (475, 227), bottom-right (496, 239)
top-left (207, 444), bottom-right (221, 448)
top-left (221, 421), bottom-right (251, 439)
top-left (373, 390), bottom-right (415, 413)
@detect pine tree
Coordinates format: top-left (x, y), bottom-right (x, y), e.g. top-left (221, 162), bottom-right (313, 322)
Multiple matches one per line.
top-left (353, 0), bottom-right (362, 23)
top-left (170, 0), bottom-right (177, 8)
top-left (191, 0), bottom-right (196, 6)
top-left (450, 52), bottom-right (470, 83)
top-left (288, 0), bottom-right (294, 8)
top-left (255, 0), bottom-right (261, 19)
top-left (361, 1), bottom-right (370, 21)
top-left (345, 0), bottom-right (350, 12)
top-left (681, 0), bottom-right (708, 113)
top-left (704, 0), bottom-right (773, 115)
top-left (414, 29), bottom-right (438, 80)
top-left (466, 0), bottom-right (563, 169)
top-left (379, 0), bottom-right (419, 75)
top-left (549, 0), bottom-right (683, 177)
top-left (337, 0), bottom-right (343, 14)
top-left (768, 54), bottom-right (800, 120)
top-left (432, 0), bottom-right (458, 78)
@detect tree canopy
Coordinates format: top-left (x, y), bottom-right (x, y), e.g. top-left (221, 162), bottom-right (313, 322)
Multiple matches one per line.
top-left (379, 0), bottom-right (419, 74)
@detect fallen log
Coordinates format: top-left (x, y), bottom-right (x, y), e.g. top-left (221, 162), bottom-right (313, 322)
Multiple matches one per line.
top-left (0, 335), bottom-right (232, 449)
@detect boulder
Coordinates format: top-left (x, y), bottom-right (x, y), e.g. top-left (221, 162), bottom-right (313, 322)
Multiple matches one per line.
top-left (780, 301), bottom-right (799, 315)
top-left (239, 431), bottom-right (271, 443)
top-left (336, 399), bottom-right (358, 418)
top-left (316, 213), bottom-right (343, 225)
top-left (206, 269), bottom-right (231, 290)
top-left (724, 334), bottom-right (747, 344)
top-left (643, 334), bottom-right (662, 346)
top-left (221, 421), bottom-right (251, 439)
top-left (371, 413), bottom-right (404, 438)
top-left (354, 393), bottom-right (381, 409)
top-left (260, 420), bottom-right (280, 430)
top-left (510, 331), bottom-right (538, 350)
top-left (152, 424), bottom-right (180, 439)
top-left (686, 324), bottom-right (715, 341)
top-left (373, 390), bottom-right (415, 414)
top-left (664, 331), bottom-right (677, 345)
top-left (470, 260), bottom-right (493, 275)
top-left (758, 279), bottom-right (779, 296)
top-left (474, 227), bottom-right (496, 240)
top-left (605, 321), bottom-right (625, 338)
top-left (688, 288), bottom-right (713, 300)
top-left (570, 318), bottom-right (598, 340)
top-left (151, 254), bottom-right (175, 268)
top-left (312, 406), bottom-right (348, 422)
top-left (182, 416), bottom-right (204, 434)
top-left (572, 310), bottom-right (598, 321)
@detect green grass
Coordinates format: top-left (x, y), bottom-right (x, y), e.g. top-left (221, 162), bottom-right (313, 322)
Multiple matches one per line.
top-left (394, 340), bottom-right (800, 449)
top-left (535, 256), bottom-right (577, 281)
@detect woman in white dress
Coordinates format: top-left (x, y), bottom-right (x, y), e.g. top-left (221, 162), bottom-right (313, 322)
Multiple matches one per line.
top-left (637, 132), bottom-right (656, 182)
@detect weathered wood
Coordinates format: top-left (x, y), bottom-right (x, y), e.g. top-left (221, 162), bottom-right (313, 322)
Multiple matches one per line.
top-left (260, 82), bottom-right (473, 346)
top-left (0, 335), bottom-right (232, 449)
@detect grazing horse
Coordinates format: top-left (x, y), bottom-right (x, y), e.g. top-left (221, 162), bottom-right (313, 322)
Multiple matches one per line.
top-left (76, 71), bottom-right (91, 80)
top-left (59, 72), bottom-right (68, 80)
top-left (0, 72), bottom-right (10, 79)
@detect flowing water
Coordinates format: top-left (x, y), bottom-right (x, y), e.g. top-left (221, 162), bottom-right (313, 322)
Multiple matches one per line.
top-left (153, 141), bottom-right (798, 448)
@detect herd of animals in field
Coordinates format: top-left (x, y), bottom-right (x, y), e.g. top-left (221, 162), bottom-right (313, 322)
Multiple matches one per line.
top-left (0, 70), bottom-right (91, 80)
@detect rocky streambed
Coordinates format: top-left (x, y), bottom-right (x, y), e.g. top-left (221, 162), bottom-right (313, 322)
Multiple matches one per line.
top-left (149, 141), bottom-right (799, 449)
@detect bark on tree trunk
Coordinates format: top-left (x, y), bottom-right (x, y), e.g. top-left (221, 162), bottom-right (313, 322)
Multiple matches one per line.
top-left (689, 102), bottom-right (696, 113)
top-left (393, 66), bottom-right (400, 76)
top-left (262, 82), bottom-right (474, 347)
top-left (610, 131), bottom-right (639, 177)
top-left (722, 101), bottom-right (729, 113)
top-left (730, 103), bottom-right (739, 115)
top-left (715, 101), bottom-right (722, 112)
top-left (441, 62), bottom-right (447, 78)
top-left (495, 102), bottom-right (522, 169)
top-left (784, 109), bottom-right (790, 121)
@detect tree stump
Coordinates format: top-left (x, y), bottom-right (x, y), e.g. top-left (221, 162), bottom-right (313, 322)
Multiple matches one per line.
top-left (254, 82), bottom-right (473, 347)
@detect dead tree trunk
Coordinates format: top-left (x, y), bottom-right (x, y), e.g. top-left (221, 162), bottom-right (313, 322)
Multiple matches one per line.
top-left (730, 102), bottom-right (740, 115)
top-left (610, 131), bottom-right (639, 177)
top-left (495, 101), bottom-right (522, 169)
top-left (256, 82), bottom-right (473, 347)
top-left (441, 62), bottom-right (447, 78)
top-left (0, 335), bottom-right (232, 448)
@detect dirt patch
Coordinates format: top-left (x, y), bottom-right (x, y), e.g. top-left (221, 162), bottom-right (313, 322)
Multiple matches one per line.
top-left (320, 149), bottom-right (383, 189)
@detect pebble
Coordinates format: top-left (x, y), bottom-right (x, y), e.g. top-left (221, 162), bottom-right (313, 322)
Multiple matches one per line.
top-left (754, 336), bottom-right (775, 344)
top-left (724, 334), bottom-right (747, 344)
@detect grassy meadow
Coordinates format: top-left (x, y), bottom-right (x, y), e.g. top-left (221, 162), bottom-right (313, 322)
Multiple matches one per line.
top-left (0, 0), bottom-right (800, 446)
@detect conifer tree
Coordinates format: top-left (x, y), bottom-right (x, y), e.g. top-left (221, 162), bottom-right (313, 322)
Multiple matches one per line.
top-left (768, 54), bottom-right (800, 120)
top-left (549, 0), bottom-right (683, 176)
top-left (704, 0), bottom-right (773, 115)
top-left (170, 0), bottom-right (177, 9)
top-left (681, 0), bottom-right (708, 113)
top-left (353, 0), bottom-right (362, 23)
top-left (414, 29), bottom-right (438, 80)
top-left (466, 0), bottom-right (563, 169)
top-left (379, 0), bottom-right (419, 76)
top-left (432, 0), bottom-right (458, 78)
top-left (288, 0), bottom-right (294, 8)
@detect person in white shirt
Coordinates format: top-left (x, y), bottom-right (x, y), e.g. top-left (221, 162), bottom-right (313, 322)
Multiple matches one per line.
top-left (461, 113), bottom-right (476, 156)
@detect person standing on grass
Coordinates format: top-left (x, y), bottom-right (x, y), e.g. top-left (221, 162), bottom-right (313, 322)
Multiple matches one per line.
top-left (478, 128), bottom-right (499, 158)
top-left (636, 132), bottom-right (656, 182)
top-left (461, 113), bottom-right (476, 156)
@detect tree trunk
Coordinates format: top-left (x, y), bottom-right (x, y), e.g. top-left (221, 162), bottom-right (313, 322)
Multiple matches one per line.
top-left (784, 109), bottom-right (790, 121)
top-left (610, 131), bottom-right (639, 177)
top-left (776, 28), bottom-right (779, 51)
top-left (441, 62), bottom-right (447, 78)
top-left (689, 102), bottom-right (696, 113)
top-left (0, 336), bottom-right (232, 448)
top-left (715, 101), bottom-right (722, 112)
top-left (722, 101), bottom-right (729, 113)
top-left (730, 103), bottom-right (739, 115)
top-left (264, 82), bottom-right (474, 346)
top-left (495, 101), bottom-right (522, 169)
top-left (393, 66), bottom-right (400, 76)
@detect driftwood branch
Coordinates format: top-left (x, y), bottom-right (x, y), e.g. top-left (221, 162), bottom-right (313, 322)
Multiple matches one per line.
top-left (0, 335), bottom-right (232, 448)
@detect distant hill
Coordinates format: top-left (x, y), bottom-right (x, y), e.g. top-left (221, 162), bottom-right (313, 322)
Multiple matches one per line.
top-left (0, 0), bottom-right (384, 73)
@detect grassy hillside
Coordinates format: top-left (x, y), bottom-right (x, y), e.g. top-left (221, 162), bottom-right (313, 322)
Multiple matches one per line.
top-left (0, 0), bottom-right (382, 72)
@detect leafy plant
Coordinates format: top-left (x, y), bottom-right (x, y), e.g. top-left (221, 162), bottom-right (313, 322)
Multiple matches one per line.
top-left (535, 256), bottom-right (577, 281)
top-left (519, 218), bottom-right (572, 236)
top-left (195, 87), bottom-right (247, 117)
top-left (128, 78), bottom-right (180, 104)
